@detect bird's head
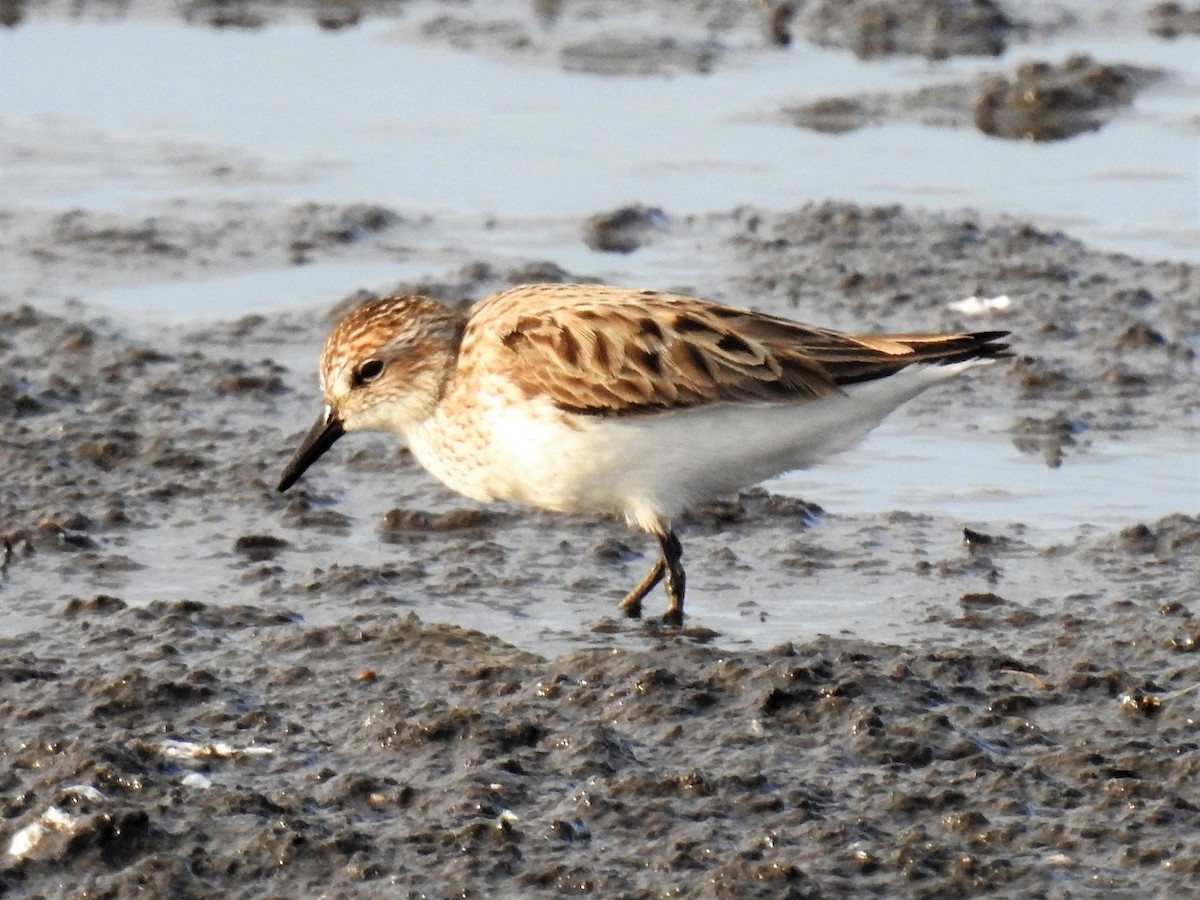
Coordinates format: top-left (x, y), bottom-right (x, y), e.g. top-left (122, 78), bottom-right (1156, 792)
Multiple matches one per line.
top-left (277, 295), bottom-right (462, 492)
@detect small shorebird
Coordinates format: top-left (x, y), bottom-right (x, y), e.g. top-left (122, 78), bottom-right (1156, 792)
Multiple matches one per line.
top-left (278, 283), bottom-right (1010, 625)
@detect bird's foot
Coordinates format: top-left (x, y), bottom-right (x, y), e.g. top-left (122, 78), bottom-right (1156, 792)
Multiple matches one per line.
top-left (618, 596), bottom-right (644, 619)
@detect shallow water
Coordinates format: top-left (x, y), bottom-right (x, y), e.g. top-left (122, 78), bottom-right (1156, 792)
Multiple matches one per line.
top-left (1, 413), bottom-right (1179, 657)
top-left (4, 18), bottom-right (1198, 262)
top-left (81, 226), bottom-right (710, 322)
top-left (771, 422), bottom-right (1196, 534)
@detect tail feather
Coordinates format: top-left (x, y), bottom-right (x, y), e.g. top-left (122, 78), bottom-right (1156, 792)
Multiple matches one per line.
top-left (823, 330), bottom-right (1011, 386)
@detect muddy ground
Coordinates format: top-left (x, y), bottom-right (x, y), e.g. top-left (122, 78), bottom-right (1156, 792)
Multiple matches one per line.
top-left (3, 1), bottom-right (1200, 898)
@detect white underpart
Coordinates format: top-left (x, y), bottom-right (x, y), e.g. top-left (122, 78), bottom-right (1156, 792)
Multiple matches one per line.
top-left (417, 360), bottom-right (992, 532)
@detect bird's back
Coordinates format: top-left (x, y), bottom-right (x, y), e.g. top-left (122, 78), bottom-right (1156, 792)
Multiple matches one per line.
top-left (460, 282), bottom-right (1009, 415)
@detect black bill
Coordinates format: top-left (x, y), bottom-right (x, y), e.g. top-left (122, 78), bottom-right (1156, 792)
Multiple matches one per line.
top-left (277, 405), bottom-right (345, 492)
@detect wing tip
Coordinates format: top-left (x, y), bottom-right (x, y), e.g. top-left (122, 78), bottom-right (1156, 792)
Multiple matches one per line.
top-left (959, 330), bottom-right (1013, 363)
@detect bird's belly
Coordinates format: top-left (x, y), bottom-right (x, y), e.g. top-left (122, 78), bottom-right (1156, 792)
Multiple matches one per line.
top-left (409, 375), bottom-right (938, 528)
top-left (407, 404), bottom-right (673, 518)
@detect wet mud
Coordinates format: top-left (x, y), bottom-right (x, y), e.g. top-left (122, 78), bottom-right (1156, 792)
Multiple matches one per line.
top-left (801, 0), bottom-right (1013, 60)
top-left (0, 0), bottom-right (1147, 70)
top-left (5, 579), bottom-right (1200, 898)
top-left (3, 194), bottom-right (1198, 896)
top-left (3, 0), bottom-right (1200, 897)
top-left (786, 56), bottom-right (1163, 141)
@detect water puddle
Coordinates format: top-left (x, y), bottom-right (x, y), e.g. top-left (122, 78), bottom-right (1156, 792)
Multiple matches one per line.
top-left (81, 219), bottom-right (721, 321)
top-left (769, 423), bottom-right (1195, 535)
top-left (87, 260), bottom-right (428, 321)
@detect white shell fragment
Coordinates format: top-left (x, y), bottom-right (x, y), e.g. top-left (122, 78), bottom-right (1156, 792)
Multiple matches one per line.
top-left (946, 295), bottom-right (1013, 315)
top-left (7, 806), bottom-right (80, 861)
top-left (160, 740), bottom-right (276, 760)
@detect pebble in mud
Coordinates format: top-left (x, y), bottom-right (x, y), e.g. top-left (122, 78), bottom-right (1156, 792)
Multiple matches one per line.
top-left (583, 204), bottom-right (668, 254)
top-left (378, 507), bottom-right (499, 538)
top-left (233, 533), bottom-right (291, 561)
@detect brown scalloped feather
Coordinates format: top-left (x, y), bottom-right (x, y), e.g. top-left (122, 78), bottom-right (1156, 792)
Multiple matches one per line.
top-left (466, 284), bottom-right (1010, 416)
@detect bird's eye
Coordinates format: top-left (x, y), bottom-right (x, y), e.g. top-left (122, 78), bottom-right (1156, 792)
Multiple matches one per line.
top-left (354, 358), bottom-right (385, 385)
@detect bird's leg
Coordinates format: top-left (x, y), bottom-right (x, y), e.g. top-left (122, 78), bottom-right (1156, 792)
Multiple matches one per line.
top-left (617, 528), bottom-right (686, 625)
top-left (659, 529), bottom-right (686, 627)
top-left (618, 556), bottom-right (665, 619)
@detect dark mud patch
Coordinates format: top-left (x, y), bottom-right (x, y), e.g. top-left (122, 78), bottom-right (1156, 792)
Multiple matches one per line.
top-left (5, 0), bottom-right (1052, 69)
top-left (559, 34), bottom-right (722, 76)
top-left (0, 201), bottom-right (405, 293)
top-left (787, 55), bottom-right (1164, 141)
top-left (974, 56), bottom-right (1162, 141)
top-left (3, 595), bottom-right (1199, 897)
top-left (801, 0), bottom-right (1014, 60)
top-left (1148, 1), bottom-right (1200, 37)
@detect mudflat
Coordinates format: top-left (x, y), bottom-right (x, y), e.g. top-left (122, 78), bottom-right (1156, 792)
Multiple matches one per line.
top-left (2, 1), bottom-right (1198, 897)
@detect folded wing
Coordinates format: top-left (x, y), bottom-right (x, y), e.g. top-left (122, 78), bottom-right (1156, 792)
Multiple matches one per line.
top-left (480, 286), bottom-right (1010, 416)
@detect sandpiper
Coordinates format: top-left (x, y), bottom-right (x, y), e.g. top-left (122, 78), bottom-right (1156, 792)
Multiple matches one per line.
top-left (278, 283), bottom-right (1010, 625)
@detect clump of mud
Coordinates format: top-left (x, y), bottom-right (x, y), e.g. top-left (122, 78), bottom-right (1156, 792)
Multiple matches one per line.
top-left (974, 55), bottom-right (1159, 141)
top-left (786, 55), bottom-right (1163, 142)
top-left (4, 0), bottom-right (1038, 69)
top-left (1148, 1), bottom-right (1200, 37)
top-left (560, 34), bottom-right (721, 76)
top-left (801, 0), bottom-right (1013, 59)
top-left (583, 204), bottom-right (668, 254)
